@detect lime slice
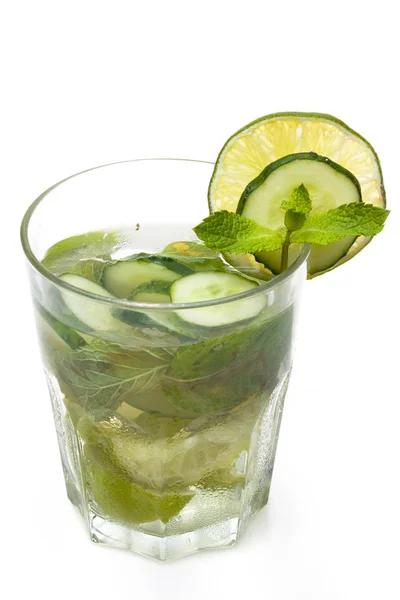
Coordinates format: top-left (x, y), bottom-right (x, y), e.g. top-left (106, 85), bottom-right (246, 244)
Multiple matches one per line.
top-left (86, 463), bottom-right (193, 525)
top-left (208, 112), bottom-right (385, 277)
top-left (94, 398), bottom-right (259, 489)
top-left (77, 398), bottom-right (260, 523)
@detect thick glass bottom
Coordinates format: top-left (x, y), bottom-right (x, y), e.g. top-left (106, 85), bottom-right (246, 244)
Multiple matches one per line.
top-left (89, 513), bottom-right (240, 561)
top-left (66, 473), bottom-right (269, 559)
top-left (50, 369), bottom-right (290, 560)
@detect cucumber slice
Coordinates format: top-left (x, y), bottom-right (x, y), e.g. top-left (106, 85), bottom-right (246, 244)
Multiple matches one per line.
top-left (114, 280), bottom-right (196, 339)
top-left (114, 281), bottom-right (172, 331)
top-left (129, 253), bottom-right (193, 276)
top-left (256, 236), bottom-right (357, 276)
top-left (103, 257), bottom-right (182, 299)
top-left (60, 273), bottom-right (120, 332)
top-left (237, 152), bottom-right (362, 274)
top-left (170, 272), bottom-right (266, 327)
top-left (36, 304), bottom-right (86, 349)
top-left (130, 280), bottom-right (171, 304)
top-left (37, 315), bottom-right (73, 354)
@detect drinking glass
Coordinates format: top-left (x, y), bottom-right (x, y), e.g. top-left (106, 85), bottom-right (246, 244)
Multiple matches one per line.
top-left (21, 159), bottom-right (309, 560)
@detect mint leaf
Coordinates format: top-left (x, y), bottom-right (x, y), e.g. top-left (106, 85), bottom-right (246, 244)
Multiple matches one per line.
top-left (194, 211), bottom-right (285, 254)
top-left (42, 231), bottom-right (120, 283)
top-left (168, 308), bottom-right (293, 382)
top-left (282, 184), bottom-right (311, 234)
top-left (281, 184), bottom-right (312, 216)
top-left (164, 355), bottom-right (268, 414)
top-left (164, 308), bottom-right (293, 414)
top-left (291, 202), bottom-right (390, 245)
top-left (167, 324), bottom-right (261, 382)
top-left (55, 341), bottom-right (171, 412)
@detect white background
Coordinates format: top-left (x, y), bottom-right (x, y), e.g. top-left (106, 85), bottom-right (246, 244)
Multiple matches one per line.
top-left (1, 1), bottom-right (399, 599)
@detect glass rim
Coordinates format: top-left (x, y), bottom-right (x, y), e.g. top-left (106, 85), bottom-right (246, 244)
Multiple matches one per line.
top-left (20, 158), bottom-right (311, 311)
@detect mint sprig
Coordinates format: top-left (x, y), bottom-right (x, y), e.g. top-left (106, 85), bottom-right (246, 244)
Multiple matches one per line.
top-left (194, 184), bottom-right (389, 273)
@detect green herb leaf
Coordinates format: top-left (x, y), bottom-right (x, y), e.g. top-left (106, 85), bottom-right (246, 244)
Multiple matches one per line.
top-left (42, 231), bottom-right (121, 283)
top-left (55, 341), bottom-right (171, 412)
top-left (168, 308), bottom-right (293, 382)
top-left (164, 355), bottom-right (268, 414)
top-left (281, 184), bottom-right (312, 216)
top-left (164, 308), bottom-right (293, 414)
top-left (194, 211), bottom-right (285, 254)
top-left (167, 326), bottom-right (259, 382)
top-left (291, 202), bottom-right (390, 245)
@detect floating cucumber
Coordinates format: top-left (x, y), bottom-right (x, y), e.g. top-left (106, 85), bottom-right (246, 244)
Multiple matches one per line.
top-left (114, 279), bottom-right (195, 339)
top-left (102, 254), bottom-right (191, 299)
top-left (130, 280), bottom-right (171, 304)
top-left (170, 271), bottom-right (266, 327)
top-left (36, 304), bottom-right (86, 349)
top-left (60, 273), bottom-right (121, 332)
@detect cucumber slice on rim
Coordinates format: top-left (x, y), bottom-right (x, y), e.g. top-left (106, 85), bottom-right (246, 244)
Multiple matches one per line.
top-left (170, 272), bottom-right (266, 327)
top-left (256, 237), bottom-right (357, 276)
top-left (237, 152), bottom-right (362, 275)
top-left (208, 111), bottom-right (385, 277)
top-left (103, 258), bottom-right (182, 299)
top-left (60, 273), bottom-right (121, 332)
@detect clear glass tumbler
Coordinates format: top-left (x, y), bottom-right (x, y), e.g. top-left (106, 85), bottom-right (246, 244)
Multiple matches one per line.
top-left (21, 159), bottom-right (309, 560)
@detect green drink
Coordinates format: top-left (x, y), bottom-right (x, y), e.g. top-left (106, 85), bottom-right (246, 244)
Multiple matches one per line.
top-left (21, 113), bottom-right (387, 559)
top-left (33, 224), bottom-right (303, 558)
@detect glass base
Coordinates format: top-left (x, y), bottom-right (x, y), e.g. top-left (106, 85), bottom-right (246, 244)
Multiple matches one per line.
top-left (89, 512), bottom-right (240, 561)
top-left (51, 369), bottom-right (290, 560)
